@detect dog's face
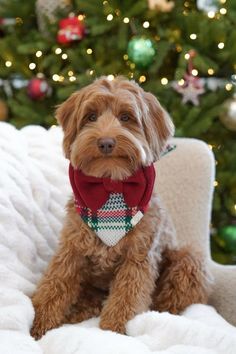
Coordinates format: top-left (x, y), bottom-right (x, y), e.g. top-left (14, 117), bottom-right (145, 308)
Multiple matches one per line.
top-left (56, 77), bottom-right (174, 180)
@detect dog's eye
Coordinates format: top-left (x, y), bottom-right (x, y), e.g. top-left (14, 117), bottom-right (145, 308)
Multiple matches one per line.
top-left (86, 112), bottom-right (97, 122)
top-left (119, 113), bottom-right (130, 122)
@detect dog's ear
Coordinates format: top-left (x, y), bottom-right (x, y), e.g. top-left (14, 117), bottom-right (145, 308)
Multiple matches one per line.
top-left (56, 92), bottom-right (81, 159)
top-left (143, 92), bottom-right (174, 160)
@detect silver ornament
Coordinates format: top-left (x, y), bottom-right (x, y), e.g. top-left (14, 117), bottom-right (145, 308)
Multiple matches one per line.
top-left (220, 98), bottom-right (236, 131)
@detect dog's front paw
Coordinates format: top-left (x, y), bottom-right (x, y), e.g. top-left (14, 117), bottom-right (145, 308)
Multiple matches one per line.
top-left (100, 318), bottom-right (126, 334)
top-left (30, 311), bottom-right (59, 340)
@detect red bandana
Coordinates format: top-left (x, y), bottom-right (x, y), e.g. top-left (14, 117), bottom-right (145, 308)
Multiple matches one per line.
top-left (69, 163), bottom-right (156, 214)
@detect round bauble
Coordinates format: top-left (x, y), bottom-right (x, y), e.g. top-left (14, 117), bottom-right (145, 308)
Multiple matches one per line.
top-left (127, 37), bottom-right (156, 69)
top-left (197, 0), bottom-right (218, 13)
top-left (0, 99), bottom-right (8, 121)
top-left (57, 16), bottom-right (86, 44)
top-left (219, 98), bottom-right (236, 131)
top-left (27, 77), bottom-right (50, 100)
top-left (218, 225), bottom-right (236, 253)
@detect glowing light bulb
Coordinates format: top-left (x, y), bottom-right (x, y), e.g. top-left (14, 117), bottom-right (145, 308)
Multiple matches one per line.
top-left (29, 62), bottom-right (36, 70)
top-left (55, 48), bottom-right (62, 54)
top-left (87, 48), bottom-right (93, 54)
top-left (107, 74), bottom-right (114, 81)
top-left (220, 8), bottom-right (227, 15)
top-left (52, 74), bottom-right (60, 81)
top-left (218, 42), bottom-right (224, 49)
top-left (62, 53), bottom-right (68, 59)
top-left (5, 61), bottom-right (12, 67)
top-left (107, 14), bottom-right (113, 21)
top-left (208, 11), bottom-right (215, 18)
top-left (208, 68), bottom-right (214, 75)
top-left (161, 77), bottom-right (168, 85)
top-left (190, 33), bottom-right (197, 40)
top-left (143, 21), bottom-right (150, 28)
top-left (225, 83), bottom-right (233, 91)
top-left (123, 17), bottom-right (129, 23)
top-left (139, 75), bottom-right (146, 83)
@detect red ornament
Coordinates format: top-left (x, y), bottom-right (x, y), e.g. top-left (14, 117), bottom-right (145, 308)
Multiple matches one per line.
top-left (27, 77), bottom-right (50, 100)
top-left (57, 16), bottom-right (86, 44)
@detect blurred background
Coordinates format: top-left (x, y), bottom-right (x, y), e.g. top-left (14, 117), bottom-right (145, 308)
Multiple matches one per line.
top-left (0, 0), bottom-right (235, 264)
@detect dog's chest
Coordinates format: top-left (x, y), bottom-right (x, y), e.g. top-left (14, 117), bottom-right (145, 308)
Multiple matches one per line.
top-left (78, 193), bottom-right (144, 247)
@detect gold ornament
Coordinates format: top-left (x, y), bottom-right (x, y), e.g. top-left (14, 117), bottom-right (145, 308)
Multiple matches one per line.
top-left (148, 0), bottom-right (175, 12)
top-left (36, 0), bottom-right (71, 34)
top-left (0, 100), bottom-right (8, 121)
top-left (220, 97), bottom-right (236, 131)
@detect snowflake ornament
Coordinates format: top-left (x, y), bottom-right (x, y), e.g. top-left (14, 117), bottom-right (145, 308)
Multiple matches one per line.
top-left (173, 74), bottom-right (205, 106)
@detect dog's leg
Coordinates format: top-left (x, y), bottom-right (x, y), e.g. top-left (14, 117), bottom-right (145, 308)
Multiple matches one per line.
top-left (30, 234), bottom-right (81, 339)
top-left (99, 258), bottom-right (155, 334)
top-left (151, 248), bottom-right (211, 314)
top-left (64, 285), bottom-right (108, 324)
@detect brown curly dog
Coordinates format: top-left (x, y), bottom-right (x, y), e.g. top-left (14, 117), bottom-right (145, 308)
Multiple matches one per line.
top-left (31, 76), bottom-right (211, 339)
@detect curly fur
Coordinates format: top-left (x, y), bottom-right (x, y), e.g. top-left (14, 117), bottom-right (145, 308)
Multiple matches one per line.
top-left (31, 76), bottom-right (211, 339)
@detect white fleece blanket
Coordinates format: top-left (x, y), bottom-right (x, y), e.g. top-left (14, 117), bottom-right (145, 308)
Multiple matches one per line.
top-left (0, 122), bottom-right (235, 354)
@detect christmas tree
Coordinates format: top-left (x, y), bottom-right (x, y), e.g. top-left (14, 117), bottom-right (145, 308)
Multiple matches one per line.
top-left (0, 0), bottom-right (235, 264)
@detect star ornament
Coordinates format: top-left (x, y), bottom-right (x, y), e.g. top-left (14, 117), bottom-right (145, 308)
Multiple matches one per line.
top-left (148, 0), bottom-right (175, 12)
top-left (173, 74), bottom-right (205, 106)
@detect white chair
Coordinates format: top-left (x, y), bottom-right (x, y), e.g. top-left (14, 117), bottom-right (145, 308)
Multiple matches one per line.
top-left (157, 138), bottom-right (236, 326)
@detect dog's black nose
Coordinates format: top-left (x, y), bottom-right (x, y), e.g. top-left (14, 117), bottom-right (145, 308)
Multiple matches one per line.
top-left (97, 137), bottom-right (116, 154)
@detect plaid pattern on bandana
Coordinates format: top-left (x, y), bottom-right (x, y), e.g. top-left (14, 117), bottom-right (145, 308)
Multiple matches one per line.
top-left (75, 192), bottom-right (144, 247)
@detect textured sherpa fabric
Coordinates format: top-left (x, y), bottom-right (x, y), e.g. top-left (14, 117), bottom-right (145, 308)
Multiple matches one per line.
top-left (0, 122), bottom-right (236, 354)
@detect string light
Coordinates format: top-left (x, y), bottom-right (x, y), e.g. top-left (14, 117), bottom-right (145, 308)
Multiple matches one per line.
top-left (192, 69), bottom-right (198, 76)
top-left (29, 63), bottom-right (36, 70)
top-left (225, 83), bottom-right (233, 91)
top-left (190, 33), bottom-right (197, 40)
top-left (107, 14), bottom-right (113, 21)
top-left (123, 54), bottom-right (128, 60)
top-left (208, 144), bottom-right (213, 150)
top-left (214, 181), bottom-right (219, 187)
top-left (87, 48), bottom-right (93, 54)
top-left (89, 70), bottom-right (94, 75)
top-left (58, 76), bottom-right (64, 82)
top-left (130, 63), bottom-right (135, 69)
top-left (184, 53), bottom-right (190, 60)
top-left (61, 53), bottom-right (68, 59)
top-left (69, 76), bottom-right (76, 82)
top-left (218, 42), bottom-right (225, 49)
top-left (139, 75), bottom-right (146, 83)
top-left (208, 68), bottom-right (214, 75)
top-left (220, 0), bottom-right (226, 3)
top-left (78, 14), bottom-right (84, 21)
top-left (220, 8), bottom-right (227, 14)
top-left (178, 79), bottom-right (185, 86)
top-left (36, 50), bottom-right (42, 57)
top-left (234, 204), bottom-right (236, 211)
top-left (143, 21), bottom-right (150, 28)
top-left (52, 74), bottom-right (60, 81)
top-left (208, 11), bottom-right (215, 18)
top-left (107, 74), bottom-right (114, 81)
top-left (123, 17), bottom-right (129, 23)
top-left (55, 48), bottom-right (62, 54)
top-left (68, 71), bottom-right (74, 76)
top-left (5, 61), bottom-right (12, 67)
top-left (161, 77), bottom-right (168, 85)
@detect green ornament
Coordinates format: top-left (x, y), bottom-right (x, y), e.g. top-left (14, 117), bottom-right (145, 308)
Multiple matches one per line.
top-left (127, 37), bottom-right (156, 69)
top-left (218, 225), bottom-right (236, 252)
